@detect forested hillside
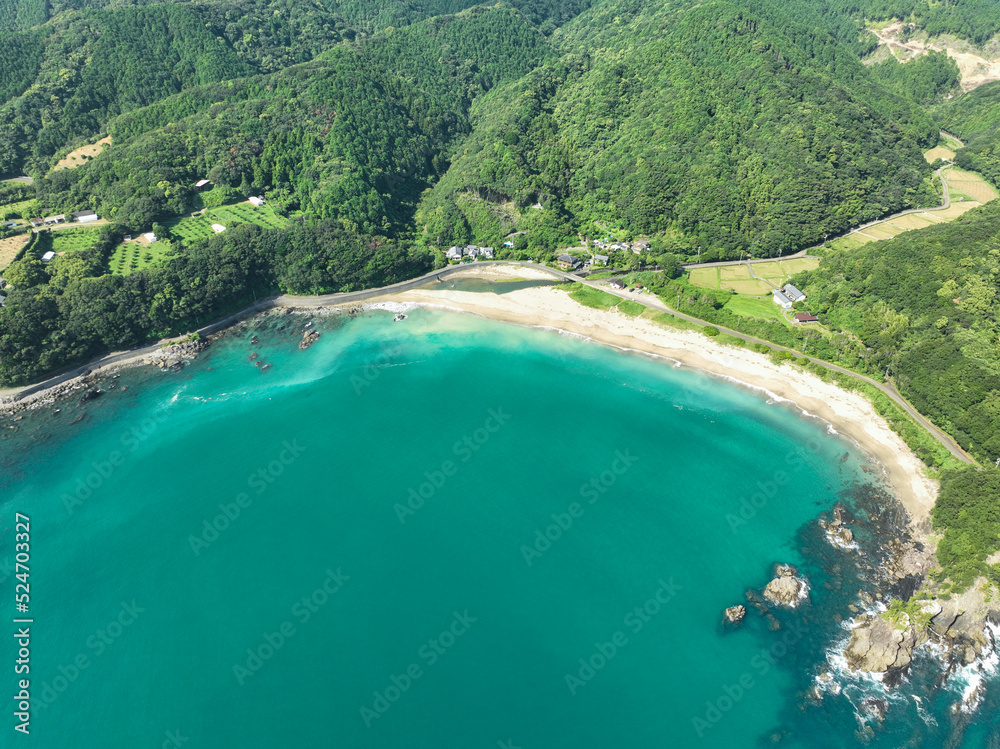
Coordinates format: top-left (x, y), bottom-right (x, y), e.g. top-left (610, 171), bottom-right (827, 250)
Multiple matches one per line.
top-left (34, 7), bottom-right (551, 234)
top-left (797, 200), bottom-right (1000, 465)
top-left (420, 0), bottom-right (938, 257)
top-left (0, 0), bottom-right (993, 389)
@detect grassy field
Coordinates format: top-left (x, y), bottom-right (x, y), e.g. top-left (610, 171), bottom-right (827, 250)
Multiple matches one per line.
top-left (53, 136), bottom-right (111, 171)
top-left (0, 233), bottom-right (28, 269)
top-left (168, 202), bottom-right (288, 245)
top-left (925, 145), bottom-right (956, 163)
top-left (0, 199), bottom-right (36, 221)
top-left (109, 239), bottom-right (174, 275)
top-left (723, 295), bottom-right (792, 326)
top-left (50, 228), bottom-right (102, 255)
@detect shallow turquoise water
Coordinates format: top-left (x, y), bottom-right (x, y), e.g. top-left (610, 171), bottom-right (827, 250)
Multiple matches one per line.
top-left (1, 308), bottom-right (997, 747)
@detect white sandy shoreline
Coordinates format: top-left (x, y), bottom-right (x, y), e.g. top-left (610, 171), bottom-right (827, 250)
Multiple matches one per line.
top-left (358, 265), bottom-right (938, 532)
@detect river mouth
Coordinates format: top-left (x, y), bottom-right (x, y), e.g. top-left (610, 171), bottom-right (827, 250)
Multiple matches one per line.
top-left (1, 307), bottom-right (995, 748)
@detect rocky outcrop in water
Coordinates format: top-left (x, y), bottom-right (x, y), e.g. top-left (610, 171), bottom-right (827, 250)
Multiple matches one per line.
top-left (299, 329), bottom-right (321, 349)
top-left (819, 504), bottom-right (855, 549)
top-left (763, 564), bottom-right (808, 607)
top-left (141, 339), bottom-right (209, 370)
top-left (724, 605), bottom-right (746, 624)
top-left (844, 613), bottom-right (918, 672)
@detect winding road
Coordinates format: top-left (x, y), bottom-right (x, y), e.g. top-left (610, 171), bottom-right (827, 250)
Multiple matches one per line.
top-left (0, 260), bottom-right (975, 466)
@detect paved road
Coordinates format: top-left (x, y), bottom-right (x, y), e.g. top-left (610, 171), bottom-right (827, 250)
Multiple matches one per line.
top-left (0, 260), bottom-right (975, 465)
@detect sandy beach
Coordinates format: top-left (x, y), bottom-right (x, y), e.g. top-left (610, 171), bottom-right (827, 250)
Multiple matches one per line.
top-left (362, 264), bottom-right (938, 531)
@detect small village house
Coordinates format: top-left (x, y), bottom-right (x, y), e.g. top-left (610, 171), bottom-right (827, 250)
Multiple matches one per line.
top-left (793, 313), bottom-right (819, 324)
top-left (556, 254), bottom-right (580, 270)
top-left (609, 278), bottom-right (627, 290)
top-left (195, 179), bottom-right (211, 191)
top-left (446, 246), bottom-right (463, 261)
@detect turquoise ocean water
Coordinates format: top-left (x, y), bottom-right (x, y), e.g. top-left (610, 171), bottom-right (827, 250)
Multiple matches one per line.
top-left (1, 306), bottom-right (997, 748)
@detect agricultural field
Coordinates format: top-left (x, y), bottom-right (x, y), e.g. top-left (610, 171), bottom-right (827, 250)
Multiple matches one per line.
top-left (53, 136), bottom-right (112, 171)
top-left (829, 148), bottom-right (997, 251)
top-left (167, 202), bottom-right (288, 245)
top-left (925, 146), bottom-right (956, 163)
top-left (946, 166), bottom-right (998, 203)
top-left (49, 228), bottom-right (102, 255)
top-left (0, 233), bottom-right (29, 270)
top-left (109, 238), bottom-right (173, 275)
top-left (689, 257), bottom-right (820, 295)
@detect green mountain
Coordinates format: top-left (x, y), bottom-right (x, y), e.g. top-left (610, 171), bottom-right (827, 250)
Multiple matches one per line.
top-left (0, 0), bottom-right (989, 387)
top-left (420, 0), bottom-right (939, 257)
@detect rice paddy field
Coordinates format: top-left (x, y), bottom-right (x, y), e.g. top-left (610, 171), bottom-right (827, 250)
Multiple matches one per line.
top-left (167, 202), bottom-right (288, 245)
top-left (688, 257), bottom-right (820, 294)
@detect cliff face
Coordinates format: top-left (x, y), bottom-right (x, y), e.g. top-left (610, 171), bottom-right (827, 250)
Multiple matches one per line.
top-left (845, 594), bottom-right (999, 675)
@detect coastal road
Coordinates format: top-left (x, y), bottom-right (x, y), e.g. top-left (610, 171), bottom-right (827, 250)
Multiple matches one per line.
top-left (0, 260), bottom-right (975, 465)
top-left (682, 160), bottom-right (954, 271)
top-left (583, 280), bottom-right (974, 465)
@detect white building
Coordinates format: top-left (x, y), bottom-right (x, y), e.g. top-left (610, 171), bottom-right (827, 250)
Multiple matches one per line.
top-left (211, 224), bottom-right (226, 233)
top-left (248, 196), bottom-right (266, 207)
top-left (772, 289), bottom-right (794, 309)
top-left (41, 251), bottom-right (55, 262)
top-left (143, 232), bottom-right (157, 243)
top-left (71, 210), bottom-right (98, 223)
top-left (782, 283), bottom-right (806, 302)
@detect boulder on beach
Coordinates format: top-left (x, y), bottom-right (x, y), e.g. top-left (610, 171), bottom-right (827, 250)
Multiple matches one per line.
top-left (763, 564), bottom-right (808, 607)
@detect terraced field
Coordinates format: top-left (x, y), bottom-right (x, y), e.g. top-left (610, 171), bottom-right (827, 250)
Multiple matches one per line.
top-left (829, 165), bottom-right (996, 250)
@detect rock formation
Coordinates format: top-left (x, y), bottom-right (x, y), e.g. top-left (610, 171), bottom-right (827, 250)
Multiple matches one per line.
top-left (763, 564), bottom-right (808, 607)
